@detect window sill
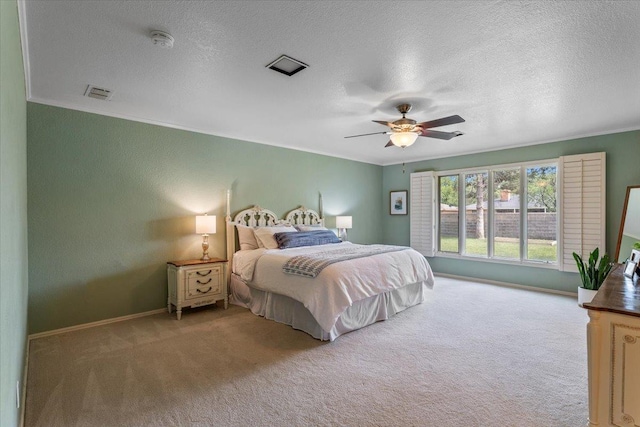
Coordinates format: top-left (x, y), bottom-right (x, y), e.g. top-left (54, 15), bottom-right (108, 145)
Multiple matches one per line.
top-left (435, 251), bottom-right (559, 270)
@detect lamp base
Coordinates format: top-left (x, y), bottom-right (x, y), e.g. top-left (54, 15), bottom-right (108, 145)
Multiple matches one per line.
top-left (201, 235), bottom-right (210, 261)
top-left (339, 228), bottom-right (348, 242)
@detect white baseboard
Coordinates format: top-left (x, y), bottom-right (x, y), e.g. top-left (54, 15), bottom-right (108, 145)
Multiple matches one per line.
top-left (434, 272), bottom-right (577, 297)
top-left (28, 308), bottom-right (167, 341)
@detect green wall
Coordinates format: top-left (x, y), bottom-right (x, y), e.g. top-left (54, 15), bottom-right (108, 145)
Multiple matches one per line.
top-left (25, 100), bottom-right (640, 333)
top-left (0, 1), bottom-right (28, 425)
top-left (382, 131), bottom-right (640, 293)
top-left (26, 103), bottom-right (383, 334)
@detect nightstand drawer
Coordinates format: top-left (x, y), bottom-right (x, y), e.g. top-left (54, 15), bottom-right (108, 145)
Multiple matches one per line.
top-left (186, 266), bottom-right (220, 286)
top-left (186, 280), bottom-right (222, 299)
top-left (186, 285), bottom-right (221, 300)
top-left (186, 267), bottom-right (222, 299)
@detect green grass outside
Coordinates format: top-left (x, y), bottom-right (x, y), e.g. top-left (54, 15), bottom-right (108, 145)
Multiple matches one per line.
top-left (439, 237), bottom-right (557, 262)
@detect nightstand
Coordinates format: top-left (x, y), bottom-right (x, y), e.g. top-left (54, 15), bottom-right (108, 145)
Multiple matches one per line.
top-left (167, 258), bottom-right (227, 320)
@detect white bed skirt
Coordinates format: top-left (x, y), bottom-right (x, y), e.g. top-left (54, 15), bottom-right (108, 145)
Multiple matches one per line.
top-left (229, 273), bottom-right (427, 341)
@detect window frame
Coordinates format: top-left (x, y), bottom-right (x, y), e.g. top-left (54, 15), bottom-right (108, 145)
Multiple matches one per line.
top-left (437, 173), bottom-right (460, 254)
top-left (435, 159), bottom-right (559, 268)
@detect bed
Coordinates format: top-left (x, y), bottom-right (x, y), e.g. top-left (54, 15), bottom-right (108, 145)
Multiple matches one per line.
top-left (225, 205), bottom-right (435, 341)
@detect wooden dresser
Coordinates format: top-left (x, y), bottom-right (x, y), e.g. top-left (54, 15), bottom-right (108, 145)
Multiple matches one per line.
top-left (583, 264), bottom-right (640, 427)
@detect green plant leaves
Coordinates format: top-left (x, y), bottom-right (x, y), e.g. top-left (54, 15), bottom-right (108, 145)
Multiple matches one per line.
top-left (573, 248), bottom-right (612, 290)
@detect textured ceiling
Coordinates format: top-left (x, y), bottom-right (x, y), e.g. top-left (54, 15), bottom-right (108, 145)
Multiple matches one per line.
top-left (19, 1), bottom-right (640, 165)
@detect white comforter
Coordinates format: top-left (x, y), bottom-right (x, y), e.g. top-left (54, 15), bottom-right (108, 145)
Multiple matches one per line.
top-left (233, 242), bottom-right (435, 332)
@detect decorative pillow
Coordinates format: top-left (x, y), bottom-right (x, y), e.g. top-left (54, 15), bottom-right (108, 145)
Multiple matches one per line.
top-left (294, 224), bottom-right (328, 232)
top-left (275, 230), bottom-right (340, 249)
top-left (254, 226), bottom-right (298, 249)
top-left (236, 224), bottom-right (259, 251)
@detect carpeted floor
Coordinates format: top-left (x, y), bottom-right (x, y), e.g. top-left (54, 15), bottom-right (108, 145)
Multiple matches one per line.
top-left (24, 277), bottom-right (589, 426)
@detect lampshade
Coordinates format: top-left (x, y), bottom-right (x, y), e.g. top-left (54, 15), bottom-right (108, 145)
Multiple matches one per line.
top-left (336, 216), bottom-right (352, 229)
top-left (195, 214), bottom-right (216, 234)
top-left (390, 132), bottom-right (419, 148)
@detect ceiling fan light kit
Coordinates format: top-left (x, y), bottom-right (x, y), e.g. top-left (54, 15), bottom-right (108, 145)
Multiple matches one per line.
top-left (390, 132), bottom-right (419, 148)
top-left (345, 103), bottom-right (465, 149)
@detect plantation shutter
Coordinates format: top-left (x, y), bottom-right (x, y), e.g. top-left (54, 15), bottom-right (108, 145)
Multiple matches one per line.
top-left (410, 171), bottom-right (436, 257)
top-left (559, 152), bottom-right (606, 272)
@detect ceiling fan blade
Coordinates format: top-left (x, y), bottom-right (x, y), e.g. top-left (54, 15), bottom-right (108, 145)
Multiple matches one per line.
top-left (372, 120), bottom-right (396, 128)
top-left (385, 141), bottom-right (394, 148)
top-left (344, 131), bottom-right (389, 139)
top-left (419, 130), bottom-right (464, 140)
top-left (417, 115), bottom-right (465, 129)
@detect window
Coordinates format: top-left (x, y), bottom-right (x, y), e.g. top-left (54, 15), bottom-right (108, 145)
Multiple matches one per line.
top-left (409, 152), bottom-right (605, 271)
top-left (526, 165), bottom-right (557, 262)
top-left (464, 172), bottom-right (488, 257)
top-left (436, 161), bottom-right (558, 264)
top-left (493, 168), bottom-right (521, 260)
top-left (438, 175), bottom-right (459, 253)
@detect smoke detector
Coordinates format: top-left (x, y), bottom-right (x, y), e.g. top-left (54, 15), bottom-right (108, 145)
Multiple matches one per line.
top-left (150, 30), bottom-right (174, 49)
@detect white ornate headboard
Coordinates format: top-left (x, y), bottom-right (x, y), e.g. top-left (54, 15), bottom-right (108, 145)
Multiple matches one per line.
top-left (232, 205), bottom-right (279, 227)
top-left (285, 206), bottom-right (324, 227)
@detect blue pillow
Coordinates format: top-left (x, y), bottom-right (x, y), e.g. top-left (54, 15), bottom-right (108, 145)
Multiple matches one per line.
top-left (274, 230), bottom-right (340, 249)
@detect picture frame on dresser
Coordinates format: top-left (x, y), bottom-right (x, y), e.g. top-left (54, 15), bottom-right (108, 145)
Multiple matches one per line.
top-left (390, 190), bottom-right (408, 215)
top-left (623, 259), bottom-right (637, 278)
top-left (625, 249), bottom-right (640, 277)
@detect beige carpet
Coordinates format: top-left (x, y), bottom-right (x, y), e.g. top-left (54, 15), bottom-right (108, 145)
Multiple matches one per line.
top-left (25, 277), bottom-right (588, 427)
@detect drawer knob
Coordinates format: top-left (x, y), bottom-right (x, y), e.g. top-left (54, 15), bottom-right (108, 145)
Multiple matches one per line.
top-left (196, 287), bottom-right (212, 294)
top-left (196, 270), bottom-right (212, 276)
top-left (197, 278), bottom-right (212, 285)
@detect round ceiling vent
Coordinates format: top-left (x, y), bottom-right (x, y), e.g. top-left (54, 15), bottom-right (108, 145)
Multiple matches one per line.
top-left (150, 30), bottom-right (174, 49)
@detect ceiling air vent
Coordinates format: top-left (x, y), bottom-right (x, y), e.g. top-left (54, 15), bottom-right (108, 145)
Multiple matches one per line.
top-left (84, 85), bottom-right (114, 101)
top-left (266, 55), bottom-right (308, 77)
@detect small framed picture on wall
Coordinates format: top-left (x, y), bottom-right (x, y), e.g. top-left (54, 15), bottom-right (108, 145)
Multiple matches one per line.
top-left (390, 190), bottom-right (408, 215)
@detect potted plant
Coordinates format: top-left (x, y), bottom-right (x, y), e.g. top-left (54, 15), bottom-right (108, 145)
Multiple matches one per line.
top-left (573, 248), bottom-right (613, 307)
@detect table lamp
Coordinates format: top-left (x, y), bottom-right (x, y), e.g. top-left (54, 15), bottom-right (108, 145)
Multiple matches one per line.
top-left (195, 214), bottom-right (216, 260)
top-left (336, 215), bottom-right (352, 242)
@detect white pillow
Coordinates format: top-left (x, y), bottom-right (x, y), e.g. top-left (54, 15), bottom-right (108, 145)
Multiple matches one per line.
top-left (253, 226), bottom-right (297, 249)
top-left (294, 224), bottom-right (328, 232)
top-left (236, 224), bottom-right (259, 251)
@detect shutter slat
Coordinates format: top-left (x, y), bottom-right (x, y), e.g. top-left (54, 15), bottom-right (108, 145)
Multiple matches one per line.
top-left (410, 171), bottom-right (435, 257)
top-left (559, 152), bottom-right (606, 272)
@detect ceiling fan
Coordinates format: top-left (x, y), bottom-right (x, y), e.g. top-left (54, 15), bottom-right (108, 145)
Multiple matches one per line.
top-left (345, 103), bottom-right (465, 148)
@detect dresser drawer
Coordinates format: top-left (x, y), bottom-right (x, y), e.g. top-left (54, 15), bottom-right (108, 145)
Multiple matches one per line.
top-left (185, 266), bottom-right (222, 299)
